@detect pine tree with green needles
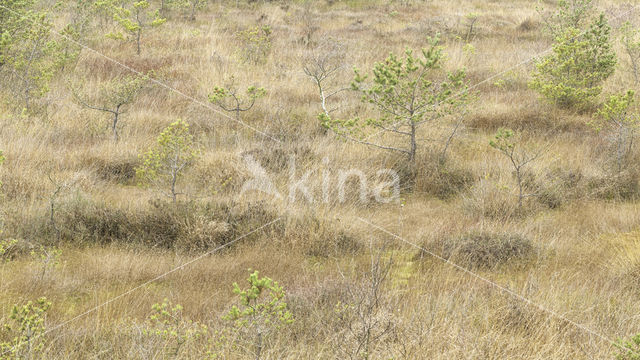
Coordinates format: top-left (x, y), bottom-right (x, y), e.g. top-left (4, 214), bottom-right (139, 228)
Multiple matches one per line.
top-left (0, 2), bottom-right (72, 111)
top-left (208, 77), bottom-right (266, 122)
top-left (106, 0), bottom-right (166, 55)
top-left (538, 0), bottom-right (595, 38)
top-left (136, 119), bottom-right (199, 202)
top-left (323, 36), bottom-right (468, 166)
top-left (0, 297), bottom-right (52, 359)
top-left (529, 14), bottom-right (616, 109)
top-left (591, 90), bottom-right (639, 173)
top-left (224, 270), bottom-right (294, 360)
top-left (616, 333), bottom-right (640, 360)
top-left (165, 0), bottom-right (209, 20)
top-left (620, 21), bottom-right (640, 87)
top-left (71, 74), bottom-right (149, 142)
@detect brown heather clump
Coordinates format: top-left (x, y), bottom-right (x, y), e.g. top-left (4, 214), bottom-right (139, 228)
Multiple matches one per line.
top-left (423, 231), bottom-right (535, 269)
top-left (3, 0), bottom-right (640, 358)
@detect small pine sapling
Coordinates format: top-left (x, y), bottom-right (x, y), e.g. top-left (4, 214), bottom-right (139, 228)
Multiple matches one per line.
top-left (71, 74), bottom-right (148, 142)
top-left (489, 128), bottom-right (543, 211)
top-left (106, 0), bottom-right (166, 55)
top-left (591, 90), bottom-right (639, 174)
top-left (208, 77), bottom-right (266, 123)
top-left (224, 270), bottom-right (294, 360)
top-left (323, 36), bottom-right (468, 166)
top-left (463, 12), bottom-right (479, 42)
top-left (537, 0), bottom-right (595, 38)
top-left (616, 333), bottom-right (640, 360)
top-left (0, 297), bottom-right (52, 359)
top-left (236, 25), bottom-right (272, 64)
top-left (144, 299), bottom-right (208, 357)
top-left (0, 6), bottom-right (71, 111)
top-left (166, 0), bottom-right (209, 20)
top-left (30, 245), bottom-right (62, 282)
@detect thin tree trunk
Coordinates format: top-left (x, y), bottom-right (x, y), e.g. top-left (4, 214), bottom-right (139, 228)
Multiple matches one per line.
top-left (409, 121), bottom-right (417, 165)
top-left (255, 331), bottom-right (262, 360)
top-left (136, 29), bottom-right (141, 55)
top-left (113, 104), bottom-right (121, 142)
top-left (190, 2), bottom-right (197, 21)
top-left (516, 168), bottom-right (523, 210)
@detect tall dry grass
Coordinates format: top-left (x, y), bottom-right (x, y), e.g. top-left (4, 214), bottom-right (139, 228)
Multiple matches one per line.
top-left (1, 0), bottom-right (640, 358)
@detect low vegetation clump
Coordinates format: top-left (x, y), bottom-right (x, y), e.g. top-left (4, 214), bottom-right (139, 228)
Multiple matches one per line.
top-left (413, 153), bottom-right (475, 199)
top-left (37, 197), bottom-right (281, 249)
top-left (426, 232), bottom-right (535, 269)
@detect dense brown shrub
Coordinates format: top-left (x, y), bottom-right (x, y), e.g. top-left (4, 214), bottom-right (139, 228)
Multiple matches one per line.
top-left (244, 143), bottom-right (317, 173)
top-left (37, 197), bottom-right (280, 250)
top-left (517, 18), bottom-right (538, 32)
top-left (422, 231), bottom-right (534, 269)
top-left (535, 167), bottom-right (584, 208)
top-left (414, 160), bottom-right (474, 200)
top-left (588, 170), bottom-right (640, 201)
top-left (88, 155), bottom-right (138, 183)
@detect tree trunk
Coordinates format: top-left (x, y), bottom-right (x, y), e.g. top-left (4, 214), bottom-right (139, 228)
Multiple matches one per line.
top-left (190, 2), bottom-right (197, 21)
top-left (255, 331), bottom-right (262, 360)
top-left (516, 168), bottom-right (523, 210)
top-left (113, 104), bottom-right (121, 142)
top-left (136, 29), bottom-right (141, 55)
top-left (409, 121), bottom-right (417, 165)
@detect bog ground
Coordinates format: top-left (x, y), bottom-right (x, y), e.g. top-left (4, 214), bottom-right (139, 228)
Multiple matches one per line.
top-left (1, 0), bottom-right (640, 358)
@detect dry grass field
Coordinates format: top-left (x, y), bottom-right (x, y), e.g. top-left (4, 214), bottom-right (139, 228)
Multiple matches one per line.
top-left (2, 0), bottom-right (640, 358)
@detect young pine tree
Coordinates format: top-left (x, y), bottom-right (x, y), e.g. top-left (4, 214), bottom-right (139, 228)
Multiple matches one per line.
top-left (71, 74), bottom-right (148, 142)
top-left (136, 119), bottom-right (199, 202)
top-left (489, 128), bottom-right (543, 211)
top-left (538, 0), bottom-right (595, 38)
top-left (165, 0), bottom-right (209, 21)
top-left (0, 3), bottom-right (72, 111)
top-left (591, 90), bottom-right (639, 174)
top-left (529, 14), bottom-right (616, 109)
top-left (620, 22), bottom-right (640, 87)
top-left (0, 297), bottom-right (52, 359)
top-left (106, 0), bottom-right (166, 55)
top-left (224, 270), bottom-right (294, 360)
top-left (208, 77), bottom-right (266, 123)
top-left (323, 36), bottom-right (468, 166)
